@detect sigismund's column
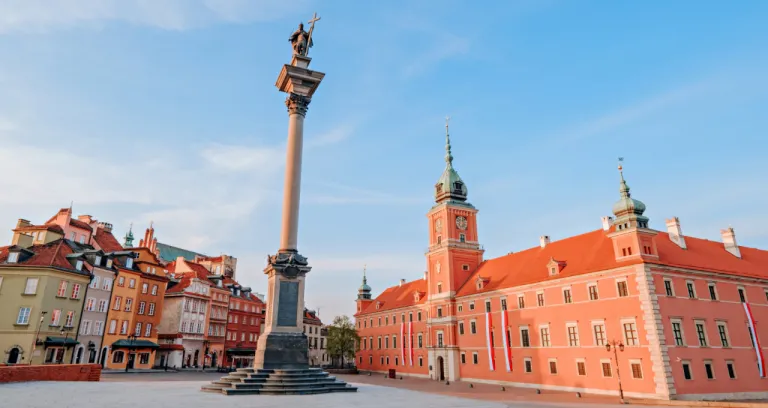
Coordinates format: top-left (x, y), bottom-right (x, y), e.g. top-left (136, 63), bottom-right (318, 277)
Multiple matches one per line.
top-left (254, 16), bottom-right (325, 370)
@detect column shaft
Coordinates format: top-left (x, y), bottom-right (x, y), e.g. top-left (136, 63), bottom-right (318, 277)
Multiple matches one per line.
top-left (279, 111), bottom-right (305, 251)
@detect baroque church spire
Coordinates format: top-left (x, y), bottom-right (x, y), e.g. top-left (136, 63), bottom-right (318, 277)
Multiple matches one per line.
top-left (123, 223), bottom-right (135, 247)
top-left (434, 117), bottom-right (468, 204)
top-left (357, 264), bottom-right (372, 300)
top-left (612, 158), bottom-right (649, 229)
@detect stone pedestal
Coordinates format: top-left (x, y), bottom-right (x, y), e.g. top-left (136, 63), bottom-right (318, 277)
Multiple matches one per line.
top-left (254, 250), bottom-right (312, 370)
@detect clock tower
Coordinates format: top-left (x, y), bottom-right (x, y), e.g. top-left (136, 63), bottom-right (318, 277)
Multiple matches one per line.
top-left (425, 119), bottom-right (484, 381)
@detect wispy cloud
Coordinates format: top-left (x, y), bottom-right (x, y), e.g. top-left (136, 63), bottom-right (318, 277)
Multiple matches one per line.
top-left (403, 32), bottom-right (470, 78)
top-left (306, 123), bottom-right (356, 148)
top-left (200, 142), bottom-right (284, 172)
top-left (305, 181), bottom-right (422, 205)
top-left (0, 0), bottom-right (311, 33)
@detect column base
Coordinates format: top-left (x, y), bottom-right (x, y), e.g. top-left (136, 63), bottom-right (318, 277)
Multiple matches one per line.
top-left (253, 332), bottom-right (309, 370)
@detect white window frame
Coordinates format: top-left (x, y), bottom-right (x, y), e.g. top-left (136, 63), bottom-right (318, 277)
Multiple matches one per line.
top-left (539, 324), bottom-right (551, 347)
top-left (472, 352), bottom-right (478, 365)
top-left (562, 286), bottom-right (572, 304)
top-left (694, 319), bottom-right (709, 347)
top-left (470, 319), bottom-right (477, 334)
top-left (548, 358), bottom-right (558, 375)
top-left (16, 307), bottom-right (31, 325)
top-left (663, 277), bottom-right (675, 296)
top-left (670, 318), bottom-right (686, 346)
top-left (575, 358), bottom-right (586, 376)
top-left (682, 360), bottom-right (693, 380)
top-left (536, 290), bottom-right (545, 307)
top-left (566, 322), bottom-right (580, 347)
top-left (629, 359), bottom-right (643, 379)
top-left (621, 318), bottom-right (639, 346)
top-left (592, 320), bottom-right (607, 346)
top-left (725, 360), bottom-right (737, 379)
top-left (615, 278), bottom-right (629, 297)
top-left (8, 252), bottom-right (19, 263)
top-left (737, 286), bottom-right (748, 302)
top-left (587, 282), bottom-right (599, 300)
top-left (716, 320), bottom-right (731, 348)
top-left (523, 357), bottom-right (533, 373)
top-left (601, 358), bottom-right (613, 377)
top-left (519, 325), bottom-right (531, 347)
top-left (707, 282), bottom-right (718, 301)
top-left (685, 280), bottom-right (696, 298)
top-left (703, 359), bottom-right (715, 380)
top-left (24, 278), bottom-right (39, 295)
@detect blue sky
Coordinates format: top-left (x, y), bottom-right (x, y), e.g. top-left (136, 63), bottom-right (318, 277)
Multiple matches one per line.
top-left (1, 0), bottom-right (767, 320)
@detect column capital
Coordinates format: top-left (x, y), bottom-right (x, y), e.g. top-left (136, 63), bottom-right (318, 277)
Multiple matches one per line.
top-left (265, 250), bottom-right (312, 279)
top-left (285, 93), bottom-right (311, 116)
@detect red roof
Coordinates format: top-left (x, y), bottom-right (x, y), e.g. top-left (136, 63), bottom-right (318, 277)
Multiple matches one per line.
top-left (362, 227), bottom-right (768, 309)
top-left (93, 229), bottom-right (123, 252)
top-left (361, 278), bottom-right (428, 314)
top-left (0, 239), bottom-right (89, 274)
top-left (13, 224), bottom-right (65, 234)
top-left (69, 218), bottom-right (93, 231)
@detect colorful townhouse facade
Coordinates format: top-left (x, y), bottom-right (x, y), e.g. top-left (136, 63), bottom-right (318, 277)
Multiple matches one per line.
top-left (354, 130), bottom-right (768, 401)
top-left (0, 230), bottom-right (91, 365)
top-left (304, 309), bottom-right (328, 366)
top-left (223, 281), bottom-right (264, 368)
top-left (101, 249), bottom-right (168, 370)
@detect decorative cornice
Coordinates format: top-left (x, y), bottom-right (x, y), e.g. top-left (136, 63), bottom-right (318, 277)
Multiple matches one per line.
top-left (285, 93), bottom-right (311, 116)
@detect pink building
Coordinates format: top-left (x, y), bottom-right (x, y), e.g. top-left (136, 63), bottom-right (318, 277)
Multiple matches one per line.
top-left (355, 130), bottom-right (767, 401)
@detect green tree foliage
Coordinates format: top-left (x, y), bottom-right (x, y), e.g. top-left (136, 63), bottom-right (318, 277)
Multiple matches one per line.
top-left (326, 315), bottom-right (360, 367)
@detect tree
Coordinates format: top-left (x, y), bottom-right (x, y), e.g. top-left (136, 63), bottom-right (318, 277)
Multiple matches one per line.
top-left (326, 315), bottom-right (359, 368)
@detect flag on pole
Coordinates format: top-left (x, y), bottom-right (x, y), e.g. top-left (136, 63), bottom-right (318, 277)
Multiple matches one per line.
top-left (485, 311), bottom-right (496, 371)
top-left (500, 310), bottom-right (512, 371)
top-left (408, 320), bottom-right (414, 366)
top-left (744, 302), bottom-right (766, 377)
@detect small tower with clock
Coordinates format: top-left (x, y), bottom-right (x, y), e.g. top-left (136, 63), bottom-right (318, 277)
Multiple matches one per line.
top-left (426, 119), bottom-right (484, 296)
top-left (425, 118), bottom-right (484, 381)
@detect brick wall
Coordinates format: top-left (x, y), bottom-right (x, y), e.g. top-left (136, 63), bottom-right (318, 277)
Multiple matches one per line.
top-left (0, 364), bottom-right (102, 383)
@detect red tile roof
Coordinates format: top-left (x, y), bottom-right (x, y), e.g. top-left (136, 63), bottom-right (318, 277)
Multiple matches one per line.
top-left (0, 239), bottom-right (89, 275)
top-left (13, 224), bottom-right (65, 234)
top-left (361, 278), bottom-right (428, 314)
top-left (69, 218), bottom-right (93, 231)
top-left (93, 229), bottom-right (123, 252)
top-left (363, 227), bottom-right (768, 309)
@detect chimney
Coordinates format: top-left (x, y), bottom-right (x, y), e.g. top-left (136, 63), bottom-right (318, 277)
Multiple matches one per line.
top-left (539, 235), bottom-right (550, 248)
top-left (77, 215), bottom-right (93, 223)
top-left (721, 227), bottom-right (741, 258)
top-left (665, 217), bottom-right (687, 249)
top-left (399, 278), bottom-right (406, 286)
top-left (98, 222), bottom-right (113, 232)
top-left (601, 216), bottom-right (614, 231)
top-left (15, 233), bottom-right (34, 249)
top-left (16, 219), bottom-right (31, 229)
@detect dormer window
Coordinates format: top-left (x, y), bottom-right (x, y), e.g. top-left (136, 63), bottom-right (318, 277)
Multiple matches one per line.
top-left (435, 183), bottom-right (443, 195)
top-left (475, 276), bottom-right (489, 290)
top-left (413, 291), bottom-right (420, 302)
top-left (79, 235), bottom-right (86, 244)
top-left (453, 181), bottom-right (463, 192)
top-left (75, 260), bottom-right (83, 271)
top-left (7, 252), bottom-right (19, 263)
top-left (106, 259), bottom-right (113, 268)
top-left (546, 257), bottom-right (567, 276)
top-left (94, 256), bottom-right (102, 266)
top-left (376, 301), bottom-right (381, 310)
top-left (125, 258), bottom-right (133, 268)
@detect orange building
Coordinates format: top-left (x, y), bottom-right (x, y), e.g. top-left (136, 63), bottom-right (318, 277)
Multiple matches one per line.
top-left (355, 130), bottom-right (767, 401)
top-left (102, 250), bottom-right (168, 370)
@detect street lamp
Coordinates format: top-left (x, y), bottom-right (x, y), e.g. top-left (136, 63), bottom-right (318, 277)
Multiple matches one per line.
top-left (125, 334), bottom-right (138, 372)
top-left (606, 340), bottom-right (626, 404)
top-left (59, 326), bottom-right (72, 364)
top-left (29, 311), bottom-right (47, 365)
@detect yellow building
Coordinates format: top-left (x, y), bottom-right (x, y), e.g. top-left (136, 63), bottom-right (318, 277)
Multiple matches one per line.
top-left (0, 231), bottom-right (92, 365)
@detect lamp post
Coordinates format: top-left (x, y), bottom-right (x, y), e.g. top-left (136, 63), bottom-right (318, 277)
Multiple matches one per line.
top-left (606, 340), bottom-right (626, 404)
top-left (29, 311), bottom-right (47, 365)
top-left (59, 327), bottom-right (72, 364)
top-left (125, 334), bottom-right (137, 372)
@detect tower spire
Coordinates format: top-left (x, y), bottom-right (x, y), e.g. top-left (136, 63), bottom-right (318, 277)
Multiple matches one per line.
top-left (611, 157), bottom-right (649, 228)
top-left (123, 223), bottom-right (135, 248)
top-left (618, 157), bottom-right (630, 198)
top-left (445, 116), bottom-right (453, 167)
top-left (357, 264), bottom-right (372, 300)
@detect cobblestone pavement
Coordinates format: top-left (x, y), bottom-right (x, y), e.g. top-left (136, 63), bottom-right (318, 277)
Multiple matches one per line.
top-left (1, 375), bottom-right (665, 408)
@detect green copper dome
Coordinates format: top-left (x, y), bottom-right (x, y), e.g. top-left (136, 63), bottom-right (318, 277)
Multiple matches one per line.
top-left (611, 163), bottom-right (649, 229)
top-left (435, 121), bottom-right (468, 203)
top-left (357, 266), bottom-right (372, 300)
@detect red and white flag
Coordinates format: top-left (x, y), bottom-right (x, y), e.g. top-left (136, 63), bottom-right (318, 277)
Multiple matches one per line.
top-left (744, 303), bottom-right (766, 377)
top-left (400, 322), bottom-right (405, 366)
top-left (408, 321), bottom-right (414, 366)
top-left (485, 311), bottom-right (496, 371)
top-left (500, 310), bottom-right (512, 371)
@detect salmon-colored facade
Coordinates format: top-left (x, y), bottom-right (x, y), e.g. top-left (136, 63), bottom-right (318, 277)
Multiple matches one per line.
top-left (355, 132), bottom-right (767, 401)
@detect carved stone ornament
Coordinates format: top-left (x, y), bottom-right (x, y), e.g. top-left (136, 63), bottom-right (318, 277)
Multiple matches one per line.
top-left (285, 93), bottom-right (311, 116)
top-left (266, 250), bottom-right (311, 279)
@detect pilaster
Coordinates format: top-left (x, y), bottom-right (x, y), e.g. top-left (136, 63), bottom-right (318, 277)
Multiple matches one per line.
top-left (635, 264), bottom-right (676, 399)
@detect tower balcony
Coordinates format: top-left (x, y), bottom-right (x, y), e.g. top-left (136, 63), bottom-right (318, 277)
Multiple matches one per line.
top-left (426, 239), bottom-right (484, 254)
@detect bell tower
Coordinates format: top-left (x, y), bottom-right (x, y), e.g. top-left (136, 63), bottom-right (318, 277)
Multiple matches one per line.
top-left (356, 265), bottom-right (373, 314)
top-left (426, 118), bottom-right (484, 297)
top-left (607, 159), bottom-right (659, 261)
top-left (425, 118), bottom-right (483, 382)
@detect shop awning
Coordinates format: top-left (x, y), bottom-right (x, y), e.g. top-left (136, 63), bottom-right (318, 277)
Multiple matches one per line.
top-left (111, 339), bottom-right (160, 349)
top-left (44, 337), bottom-right (79, 347)
top-left (225, 348), bottom-right (256, 355)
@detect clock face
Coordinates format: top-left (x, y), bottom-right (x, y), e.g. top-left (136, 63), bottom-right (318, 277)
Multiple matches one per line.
top-left (456, 216), bottom-right (468, 230)
top-left (435, 218), bottom-right (442, 233)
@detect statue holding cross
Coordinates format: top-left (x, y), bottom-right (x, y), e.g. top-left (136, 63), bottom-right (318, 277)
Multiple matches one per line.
top-left (289, 12), bottom-right (321, 56)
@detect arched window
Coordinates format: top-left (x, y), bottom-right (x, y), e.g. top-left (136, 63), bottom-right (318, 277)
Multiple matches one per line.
top-left (112, 351), bottom-right (125, 363)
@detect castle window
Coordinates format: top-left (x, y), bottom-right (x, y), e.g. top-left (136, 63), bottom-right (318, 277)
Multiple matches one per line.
top-left (459, 233), bottom-right (466, 243)
top-left (462, 264), bottom-right (469, 271)
top-left (437, 282), bottom-right (442, 294)
top-left (436, 236), bottom-right (442, 245)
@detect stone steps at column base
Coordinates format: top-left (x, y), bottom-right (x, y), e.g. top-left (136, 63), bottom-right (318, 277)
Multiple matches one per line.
top-left (222, 385), bottom-right (358, 396)
top-left (231, 380), bottom-right (342, 390)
